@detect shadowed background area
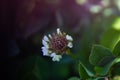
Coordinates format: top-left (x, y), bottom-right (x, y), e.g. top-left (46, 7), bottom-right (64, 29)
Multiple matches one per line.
top-left (0, 0), bottom-right (120, 80)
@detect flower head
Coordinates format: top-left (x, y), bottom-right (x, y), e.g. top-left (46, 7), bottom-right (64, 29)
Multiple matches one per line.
top-left (41, 28), bottom-right (73, 62)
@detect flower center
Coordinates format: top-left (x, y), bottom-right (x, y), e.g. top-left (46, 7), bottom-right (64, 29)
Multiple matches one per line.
top-left (50, 35), bottom-right (68, 54)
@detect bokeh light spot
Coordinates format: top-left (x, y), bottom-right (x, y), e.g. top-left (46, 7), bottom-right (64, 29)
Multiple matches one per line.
top-left (101, 0), bottom-right (110, 7)
top-left (89, 5), bottom-right (102, 14)
top-left (103, 8), bottom-right (113, 17)
top-left (113, 75), bottom-right (120, 80)
top-left (113, 18), bottom-right (120, 30)
top-left (114, 0), bottom-right (120, 10)
top-left (76, 0), bottom-right (87, 5)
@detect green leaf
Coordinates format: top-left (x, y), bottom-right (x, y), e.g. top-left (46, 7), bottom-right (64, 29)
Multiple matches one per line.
top-left (94, 63), bottom-right (112, 76)
top-left (74, 27), bottom-right (96, 78)
top-left (100, 18), bottom-right (120, 51)
top-left (111, 62), bottom-right (120, 76)
top-left (79, 63), bottom-right (90, 79)
top-left (114, 57), bottom-right (120, 63)
top-left (89, 45), bottom-right (113, 66)
top-left (86, 78), bottom-right (98, 80)
top-left (113, 40), bottom-right (120, 56)
top-left (89, 45), bottom-right (116, 76)
top-left (68, 77), bottom-right (80, 80)
top-left (97, 56), bottom-right (115, 67)
top-left (79, 61), bottom-right (95, 77)
top-left (94, 56), bottom-right (115, 76)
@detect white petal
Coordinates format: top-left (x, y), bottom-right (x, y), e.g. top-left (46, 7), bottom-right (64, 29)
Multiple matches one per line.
top-left (67, 42), bottom-right (73, 48)
top-left (43, 35), bottom-right (49, 41)
top-left (41, 47), bottom-right (49, 56)
top-left (57, 28), bottom-right (62, 34)
top-left (66, 35), bottom-right (73, 41)
top-left (42, 40), bottom-right (49, 48)
top-left (52, 54), bottom-right (62, 62)
top-left (42, 39), bottom-right (47, 46)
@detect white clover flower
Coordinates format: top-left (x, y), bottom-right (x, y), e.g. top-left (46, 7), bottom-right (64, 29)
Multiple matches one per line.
top-left (41, 28), bottom-right (73, 62)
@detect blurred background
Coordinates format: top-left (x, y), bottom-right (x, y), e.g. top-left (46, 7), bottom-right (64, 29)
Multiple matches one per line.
top-left (0, 0), bottom-right (120, 80)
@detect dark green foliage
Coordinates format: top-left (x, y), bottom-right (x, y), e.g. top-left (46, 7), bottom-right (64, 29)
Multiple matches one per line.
top-left (89, 45), bottom-right (114, 66)
top-left (16, 55), bottom-right (49, 80)
top-left (113, 40), bottom-right (120, 57)
top-left (79, 63), bottom-right (90, 79)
